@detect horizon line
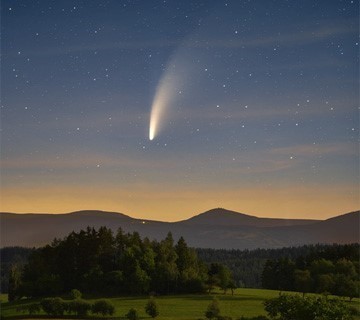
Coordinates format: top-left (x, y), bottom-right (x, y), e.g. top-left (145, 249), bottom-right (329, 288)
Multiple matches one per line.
top-left (1, 207), bottom-right (358, 223)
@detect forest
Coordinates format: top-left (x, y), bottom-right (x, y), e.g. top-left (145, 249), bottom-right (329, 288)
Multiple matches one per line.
top-left (6, 227), bottom-right (234, 300)
top-left (261, 244), bottom-right (359, 299)
top-left (197, 243), bottom-right (360, 288)
top-left (2, 228), bottom-right (359, 301)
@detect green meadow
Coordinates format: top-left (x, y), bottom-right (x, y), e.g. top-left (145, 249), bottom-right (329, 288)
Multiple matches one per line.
top-left (1, 289), bottom-right (359, 320)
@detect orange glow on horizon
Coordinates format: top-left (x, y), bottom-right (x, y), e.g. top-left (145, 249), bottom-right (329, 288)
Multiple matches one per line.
top-left (1, 184), bottom-right (358, 222)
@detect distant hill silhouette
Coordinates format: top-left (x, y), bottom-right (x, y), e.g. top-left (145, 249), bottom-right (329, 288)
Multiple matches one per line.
top-left (182, 208), bottom-right (317, 227)
top-left (302, 211), bottom-right (360, 243)
top-left (1, 208), bottom-right (359, 249)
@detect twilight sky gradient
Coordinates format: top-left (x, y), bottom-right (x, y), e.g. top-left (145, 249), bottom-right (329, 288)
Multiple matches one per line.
top-left (1, 0), bottom-right (359, 221)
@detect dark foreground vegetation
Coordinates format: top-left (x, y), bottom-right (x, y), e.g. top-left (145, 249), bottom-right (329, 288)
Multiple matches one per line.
top-left (262, 294), bottom-right (356, 320)
top-left (1, 225), bottom-right (359, 320)
top-left (197, 243), bottom-right (360, 289)
top-left (261, 244), bottom-right (359, 299)
top-left (18, 297), bottom-right (115, 317)
top-left (1, 247), bottom-right (34, 293)
top-left (2, 232), bottom-right (359, 301)
top-left (7, 227), bottom-right (234, 300)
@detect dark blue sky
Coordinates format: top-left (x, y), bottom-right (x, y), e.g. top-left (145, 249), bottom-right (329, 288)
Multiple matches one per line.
top-left (1, 0), bottom-right (359, 220)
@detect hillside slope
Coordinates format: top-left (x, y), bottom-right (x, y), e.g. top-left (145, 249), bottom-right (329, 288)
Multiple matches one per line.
top-left (181, 208), bottom-right (318, 227)
top-left (1, 209), bottom-right (358, 249)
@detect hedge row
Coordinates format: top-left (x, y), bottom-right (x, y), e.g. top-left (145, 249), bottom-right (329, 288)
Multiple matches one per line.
top-left (18, 297), bottom-right (115, 317)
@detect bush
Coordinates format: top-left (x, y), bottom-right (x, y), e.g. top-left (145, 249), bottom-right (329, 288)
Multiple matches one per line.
top-left (92, 299), bottom-right (115, 316)
top-left (126, 308), bottom-right (140, 320)
top-left (145, 297), bottom-right (159, 318)
top-left (205, 297), bottom-right (221, 319)
top-left (16, 304), bottom-right (41, 315)
top-left (27, 303), bottom-right (41, 315)
top-left (40, 297), bottom-right (66, 316)
top-left (70, 288), bottom-right (82, 300)
top-left (264, 294), bottom-right (353, 320)
top-left (67, 299), bottom-right (92, 317)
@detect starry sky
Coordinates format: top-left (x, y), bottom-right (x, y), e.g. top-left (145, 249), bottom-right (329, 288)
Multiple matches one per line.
top-left (1, 0), bottom-right (359, 221)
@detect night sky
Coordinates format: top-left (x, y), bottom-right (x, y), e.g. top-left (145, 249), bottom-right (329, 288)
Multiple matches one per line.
top-left (1, 0), bottom-right (359, 221)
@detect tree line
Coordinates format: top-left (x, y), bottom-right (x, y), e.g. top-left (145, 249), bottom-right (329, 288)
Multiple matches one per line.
top-left (262, 244), bottom-right (359, 299)
top-left (3, 237), bottom-right (359, 299)
top-left (1, 246), bottom-right (34, 293)
top-left (197, 243), bottom-right (359, 289)
top-left (17, 289), bottom-right (159, 319)
top-left (8, 227), bottom-right (234, 300)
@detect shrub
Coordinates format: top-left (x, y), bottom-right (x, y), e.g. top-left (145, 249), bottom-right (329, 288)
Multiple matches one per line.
top-left (126, 308), bottom-right (140, 320)
top-left (264, 294), bottom-right (353, 320)
top-left (70, 288), bottom-right (82, 300)
top-left (16, 304), bottom-right (41, 315)
top-left (145, 297), bottom-right (159, 318)
top-left (27, 303), bottom-right (41, 315)
top-left (40, 297), bottom-right (66, 316)
top-left (92, 299), bottom-right (115, 316)
top-left (67, 299), bottom-right (92, 317)
top-left (205, 297), bottom-right (220, 319)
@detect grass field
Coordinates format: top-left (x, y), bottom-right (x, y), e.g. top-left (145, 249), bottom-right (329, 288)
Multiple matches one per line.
top-left (1, 289), bottom-right (359, 319)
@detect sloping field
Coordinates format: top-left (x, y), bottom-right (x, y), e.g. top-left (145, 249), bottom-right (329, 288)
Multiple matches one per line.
top-left (1, 289), bottom-right (359, 320)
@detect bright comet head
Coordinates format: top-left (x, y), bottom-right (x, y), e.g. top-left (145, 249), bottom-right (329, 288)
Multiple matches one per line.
top-left (149, 97), bottom-right (163, 141)
top-left (149, 69), bottom-right (179, 141)
top-left (149, 128), bottom-right (154, 140)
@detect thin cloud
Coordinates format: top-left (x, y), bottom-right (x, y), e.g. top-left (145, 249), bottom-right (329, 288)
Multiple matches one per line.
top-left (270, 143), bottom-right (358, 157)
top-left (7, 22), bottom-right (354, 57)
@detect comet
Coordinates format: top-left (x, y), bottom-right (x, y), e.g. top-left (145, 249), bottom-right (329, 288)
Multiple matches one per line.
top-left (149, 71), bottom-right (177, 141)
top-left (149, 53), bottom-right (188, 141)
top-left (149, 33), bottom-right (201, 141)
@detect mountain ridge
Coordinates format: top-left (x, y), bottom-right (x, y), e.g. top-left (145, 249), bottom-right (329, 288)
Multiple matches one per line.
top-left (181, 207), bottom-right (319, 227)
top-left (0, 207), bottom-right (332, 223)
top-left (1, 208), bottom-right (359, 249)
